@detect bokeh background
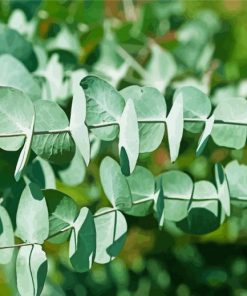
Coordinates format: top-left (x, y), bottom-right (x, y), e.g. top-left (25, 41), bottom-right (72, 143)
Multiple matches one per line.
top-left (1, 0), bottom-right (247, 295)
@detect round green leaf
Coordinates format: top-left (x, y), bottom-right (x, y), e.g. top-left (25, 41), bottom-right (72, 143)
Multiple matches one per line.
top-left (212, 97), bottom-right (247, 149)
top-left (120, 85), bottom-right (166, 153)
top-left (81, 75), bottom-right (125, 141)
top-left (124, 166), bottom-right (154, 217)
top-left (32, 100), bottom-right (75, 164)
top-left (175, 86), bottom-right (212, 133)
top-left (0, 87), bottom-right (34, 151)
top-left (16, 183), bottom-right (49, 244)
top-left (162, 171), bottom-right (193, 222)
top-left (0, 54), bottom-right (41, 102)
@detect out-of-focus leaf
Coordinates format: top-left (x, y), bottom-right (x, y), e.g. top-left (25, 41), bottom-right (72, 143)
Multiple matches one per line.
top-left (0, 54), bottom-right (41, 101)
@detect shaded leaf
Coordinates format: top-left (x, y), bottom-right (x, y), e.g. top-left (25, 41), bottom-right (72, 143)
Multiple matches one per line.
top-left (69, 207), bottom-right (96, 272)
top-left (16, 245), bottom-right (47, 296)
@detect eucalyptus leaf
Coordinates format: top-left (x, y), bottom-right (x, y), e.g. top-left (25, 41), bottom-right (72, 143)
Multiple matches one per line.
top-left (162, 171), bottom-right (193, 222)
top-left (225, 160), bottom-right (247, 200)
top-left (57, 149), bottom-right (86, 187)
top-left (15, 114), bottom-right (35, 181)
top-left (166, 93), bottom-right (183, 162)
top-left (119, 99), bottom-right (139, 176)
top-left (94, 208), bottom-right (127, 264)
top-left (175, 86), bottom-right (211, 133)
top-left (124, 166), bottom-right (155, 217)
top-left (0, 87), bottom-right (34, 151)
top-left (70, 84), bottom-right (90, 165)
top-left (16, 245), bottom-right (47, 296)
top-left (144, 43), bottom-right (176, 93)
top-left (196, 114), bottom-right (214, 156)
top-left (43, 189), bottom-right (78, 244)
top-left (32, 100), bottom-right (75, 164)
top-left (212, 97), bottom-right (247, 149)
top-left (69, 207), bottom-right (96, 272)
top-left (0, 206), bottom-right (14, 264)
top-left (0, 24), bottom-right (37, 71)
top-left (16, 183), bottom-right (49, 244)
top-left (100, 157), bottom-right (132, 211)
top-left (120, 85), bottom-right (166, 153)
top-left (177, 181), bottom-right (222, 234)
top-left (215, 163), bottom-right (230, 216)
top-left (81, 75), bottom-right (125, 141)
top-left (0, 54), bottom-right (41, 101)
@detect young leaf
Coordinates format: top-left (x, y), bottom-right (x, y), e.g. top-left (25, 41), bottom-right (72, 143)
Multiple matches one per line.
top-left (196, 114), bottom-right (214, 156)
top-left (94, 208), bottom-right (127, 264)
top-left (0, 54), bottom-right (41, 101)
top-left (32, 100), bottom-right (75, 164)
top-left (175, 86), bottom-right (212, 133)
top-left (124, 166), bottom-right (155, 217)
top-left (100, 157), bottom-right (132, 211)
top-left (166, 93), bottom-right (184, 162)
top-left (16, 183), bottom-right (49, 244)
top-left (69, 207), bottom-right (96, 272)
top-left (215, 163), bottom-right (230, 216)
top-left (15, 114), bottom-right (35, 182)
top-left (120, 85), bottom-right (166, 153)
top-left (70, 84), bottom-right (90, 165)
top-left (119, 99), bottom-right (139, 176)
top-left (0, 206), bottom-right (14, 264)
top-left (16, 245), bottom-right (47, 296)
top-left (212, 97), bottom-right (247, 149)
top-left (43, 189), bottom-right (79, 244)
top-left (0, 87), bottom-right (34, 151)
top-left (80, 75), bottom-right (125, 141)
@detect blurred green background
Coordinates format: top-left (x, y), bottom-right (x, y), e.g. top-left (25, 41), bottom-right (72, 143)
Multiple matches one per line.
top-left (1, 0), bottom-right (247, 295)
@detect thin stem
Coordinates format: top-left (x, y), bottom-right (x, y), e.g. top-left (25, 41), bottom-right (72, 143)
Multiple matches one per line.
top-left (132, 196), bottom-right (154, 205)
top-left (94, 208), bottom-right (117, 218)
top-left (116, 45), bottom-right (148, 79)
top-left (1, 118), bottom-right (247, 139)
top-left (47, 224), bottom-right (73, 240)
top-left (0, 242), bottom-right (40, 250)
